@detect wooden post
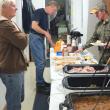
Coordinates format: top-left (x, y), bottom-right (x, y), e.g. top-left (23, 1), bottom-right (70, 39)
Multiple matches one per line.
top-left (103, 0), bottom-right (110, 15)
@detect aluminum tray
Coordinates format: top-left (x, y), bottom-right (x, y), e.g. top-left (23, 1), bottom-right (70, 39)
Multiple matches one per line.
top-left (59, 91), bottom-right (110, 110)
top-left (62, 75), bottom-right (110, 90)
top-left (63, 64), bottom-right (110, 75)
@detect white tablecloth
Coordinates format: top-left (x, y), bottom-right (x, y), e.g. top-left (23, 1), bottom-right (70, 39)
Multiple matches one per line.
top-left (49, 48), bottom-right (98, 110)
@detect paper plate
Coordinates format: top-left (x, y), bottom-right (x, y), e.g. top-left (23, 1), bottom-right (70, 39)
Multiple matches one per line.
top-left (90, 42), bottom-right (106, 46)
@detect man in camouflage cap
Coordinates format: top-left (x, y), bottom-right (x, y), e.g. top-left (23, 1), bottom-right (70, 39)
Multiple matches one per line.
top-left (77, 4), bottom-right (110, 64)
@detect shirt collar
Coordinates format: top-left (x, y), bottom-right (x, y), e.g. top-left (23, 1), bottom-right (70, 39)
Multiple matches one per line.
top-left (0, 16), bottom-right (8, 21)
top-left (103, 18), bottom-right (109, 25)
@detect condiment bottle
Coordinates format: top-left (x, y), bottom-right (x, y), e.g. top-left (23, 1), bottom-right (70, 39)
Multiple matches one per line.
top-left (67, 35), bottom-right (71, 45)
top-left (62, 45), bottom-right (68, 56)
top-left (54, 39), bottom-right (64, 53)
top-left (72, 39), bottom-right (78, 52)
top-left (67, 44), bottom-right (72, 53)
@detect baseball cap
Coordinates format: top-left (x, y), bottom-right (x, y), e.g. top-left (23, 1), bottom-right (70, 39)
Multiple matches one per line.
top-left (90, 4), bottom-right (107, 14)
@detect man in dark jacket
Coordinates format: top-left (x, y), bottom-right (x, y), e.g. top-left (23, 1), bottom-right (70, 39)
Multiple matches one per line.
top-left (0, 0), bottom-right (27, 110)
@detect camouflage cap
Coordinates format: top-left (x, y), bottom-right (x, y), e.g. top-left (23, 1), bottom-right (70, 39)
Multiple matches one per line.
top-left (90, 4), bottom-right (107, 14)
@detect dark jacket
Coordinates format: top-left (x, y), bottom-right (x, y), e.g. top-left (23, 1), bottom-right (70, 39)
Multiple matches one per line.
top-left (0, 18), bottom-right (27, 73)
top-left (22, 0), bottom-right (34, 33)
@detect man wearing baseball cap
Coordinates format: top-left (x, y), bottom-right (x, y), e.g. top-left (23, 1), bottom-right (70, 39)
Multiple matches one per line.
top-left (76, 4), bottom-right (110, 64)
top-left (90, 4), bottom-right (107, 14)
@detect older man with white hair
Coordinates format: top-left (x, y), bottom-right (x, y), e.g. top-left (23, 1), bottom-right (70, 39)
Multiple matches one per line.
top-left (0, 0), bottom-right (28, 110)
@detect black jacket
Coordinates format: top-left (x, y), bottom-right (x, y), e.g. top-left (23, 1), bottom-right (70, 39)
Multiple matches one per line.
top-left (22, 0), bottom-right (34, 33)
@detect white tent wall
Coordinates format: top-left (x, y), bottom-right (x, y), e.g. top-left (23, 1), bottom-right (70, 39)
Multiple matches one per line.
top-left (16, 0), bottom-right (22, 30)
top-left (15, 0), bottom-right (45, 62)
top-left (32, 0), bottom-right (45, 9)
top-left (70, 0), bottom-right (83, 33)
top-left (16, 0), bottom-right (29, 61)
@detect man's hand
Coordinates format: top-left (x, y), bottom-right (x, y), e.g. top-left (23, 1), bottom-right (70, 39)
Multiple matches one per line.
top-left (44, 31), bottom-right (55, 47)
top-left (75, 48), bottom-right (84, 53)
top-left (103, 42), bottom-right (110, 49)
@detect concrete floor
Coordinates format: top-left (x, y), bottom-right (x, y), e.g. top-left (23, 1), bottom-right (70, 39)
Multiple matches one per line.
top-left (21, 62), bottom-right (51, 110)
top-left (21, 62), bottom-right (36, 110)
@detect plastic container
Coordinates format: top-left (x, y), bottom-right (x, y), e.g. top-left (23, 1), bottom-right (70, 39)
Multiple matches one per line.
top-left (78, 43), bottom-right (83, 49)
top-left (67, 35), bottom-right (71, 44)
top-left (54, 39), bottom-right (64, 53)
top-left (56, 51), bottom-right (62, 56)
top-left (62, 45), bottom-right (68, 56)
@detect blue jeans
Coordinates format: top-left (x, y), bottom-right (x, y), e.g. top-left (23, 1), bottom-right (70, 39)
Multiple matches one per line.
top-left (29, 33), bottom-right (46, 84)
top-left (0, 72), bottom-right (24, 110)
